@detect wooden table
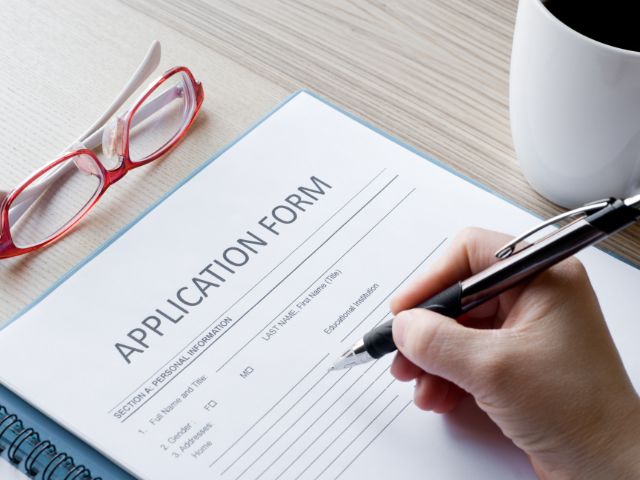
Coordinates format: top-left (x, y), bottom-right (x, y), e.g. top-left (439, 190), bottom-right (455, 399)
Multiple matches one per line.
top-left (1, 0), bottom-right (638, 325)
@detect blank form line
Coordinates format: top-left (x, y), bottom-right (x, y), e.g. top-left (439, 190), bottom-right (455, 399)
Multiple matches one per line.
top-left (339, 236), bottom-right (448, 343)
top-left (209, 353), bottom-right (329, 467)
top-left (107, 169), bottom-right (386, 414)
top-left (217, 187), bottom-right (415, 373)
top-left (220, 369), bottom-right (345, 475)
top-left (253, 363), bottom-right (385, 480)
top-left (295, 380), bottom-right (395, 480)
top-left (107, 168), bottom-right (387, 413)
top-left (115, 174), bottom-right (398, 421)
top-left (334, 400), bottom-right (412, 480)
top-left (373, 311), bottom-right (392, 328)
top-left (312, 388), bottom-right (398, 480)
top-left (272, 366), bottom-right (389, 480)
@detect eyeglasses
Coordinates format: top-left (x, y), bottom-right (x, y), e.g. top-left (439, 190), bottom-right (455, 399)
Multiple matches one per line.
top-left (0, 41), bottom-right (204, 259)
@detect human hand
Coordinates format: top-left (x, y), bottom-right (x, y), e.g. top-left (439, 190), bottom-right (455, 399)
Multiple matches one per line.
top-left (390, 228), bottom-right (640, 479)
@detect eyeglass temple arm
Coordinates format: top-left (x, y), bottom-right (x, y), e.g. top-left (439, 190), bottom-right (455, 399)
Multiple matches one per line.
top-left (9, 85), bottom-right (180, 225)
top-left (7, 42), bottom-right (163, 223)
top-left (82, 86), bottom-right (182, 150)
top-left (77, 40), bottom-right (161, 145)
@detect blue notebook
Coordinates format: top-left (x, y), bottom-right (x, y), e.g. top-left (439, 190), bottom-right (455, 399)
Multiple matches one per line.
top-left (1, 91), bottom-right (638, 480)
top-left (0, 385), bottom-right (133, 479)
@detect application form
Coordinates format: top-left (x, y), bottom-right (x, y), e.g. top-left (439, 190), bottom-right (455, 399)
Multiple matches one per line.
top-left (0, 92), bottom-right (638, 479)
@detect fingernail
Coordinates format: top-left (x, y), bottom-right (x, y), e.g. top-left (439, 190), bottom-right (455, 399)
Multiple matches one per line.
top-left (393, 311), bottom-right (409, 348)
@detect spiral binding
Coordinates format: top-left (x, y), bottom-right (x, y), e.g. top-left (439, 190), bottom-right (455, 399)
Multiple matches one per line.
top-left (0, 404), bottom-right (102, 480)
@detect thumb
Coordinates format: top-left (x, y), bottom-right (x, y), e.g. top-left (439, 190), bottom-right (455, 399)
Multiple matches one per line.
top-left (393, 308), bottom-right (503, 391)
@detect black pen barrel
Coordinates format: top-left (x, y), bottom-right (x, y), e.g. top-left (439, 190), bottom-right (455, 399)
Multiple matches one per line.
top-left (363, 283), bottom-right (464, 358)
top-left (358, 199), bottom-right (640, 363)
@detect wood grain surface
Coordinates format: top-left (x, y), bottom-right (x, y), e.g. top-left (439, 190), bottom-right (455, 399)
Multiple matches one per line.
top-left (0, 0), bottom-right (638, 325)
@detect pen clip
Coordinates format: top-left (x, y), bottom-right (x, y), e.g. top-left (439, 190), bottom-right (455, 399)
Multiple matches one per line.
top-left (494, 198), bottom-right (614, 259)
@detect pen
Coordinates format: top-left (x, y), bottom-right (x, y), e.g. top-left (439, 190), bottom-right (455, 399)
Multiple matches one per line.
top-left (331, 195), bottom-right (640, 370)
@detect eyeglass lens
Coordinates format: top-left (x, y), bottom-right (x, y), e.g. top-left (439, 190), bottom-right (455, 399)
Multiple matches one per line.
top-left (8, 154), bottom-right (103, 248)
top-left (128, 71), bottom-right (196, 163)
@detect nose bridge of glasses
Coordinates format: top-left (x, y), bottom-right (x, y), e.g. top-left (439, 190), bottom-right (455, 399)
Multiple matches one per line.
top-left (95, 84), bottom-right (185, 164)
top-left (102, 117), bottom-right (126, 161)
top-left (76, 41), bottom-right (161, 147)
top-left (5, 73), bottom-right (191, 237)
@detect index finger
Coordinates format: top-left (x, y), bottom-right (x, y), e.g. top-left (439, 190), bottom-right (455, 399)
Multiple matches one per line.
top-left (390, 227), bottom-right (515, 314)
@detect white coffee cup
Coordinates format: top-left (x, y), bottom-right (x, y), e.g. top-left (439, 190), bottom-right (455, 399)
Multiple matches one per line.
top-left (510, 0), bottom-right (640, 208)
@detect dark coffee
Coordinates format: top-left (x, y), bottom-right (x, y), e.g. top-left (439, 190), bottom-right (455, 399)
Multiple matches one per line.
top-left (543, 0), bottom-right (640, 52)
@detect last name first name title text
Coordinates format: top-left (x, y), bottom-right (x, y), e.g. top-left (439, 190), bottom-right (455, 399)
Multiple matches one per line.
top-left (114, 176), bottom-right (333, 365)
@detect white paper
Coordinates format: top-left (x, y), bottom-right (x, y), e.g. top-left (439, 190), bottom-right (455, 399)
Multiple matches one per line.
top-left (0, 92), bottom-right (638, 480)
top-left (0, 459), bottom-right (29, 480)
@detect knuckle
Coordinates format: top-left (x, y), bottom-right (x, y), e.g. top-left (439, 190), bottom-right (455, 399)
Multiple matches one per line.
top-left (548, 256), bottom-right (589, 286)
top-left (452, 227), bottom-right (484, 257)
top-left (457, 226), bottom-right (483, 244)
top-left (562, 256), bottom-right (587, 278)
top-left (456, 226), bottom-right (500, 256)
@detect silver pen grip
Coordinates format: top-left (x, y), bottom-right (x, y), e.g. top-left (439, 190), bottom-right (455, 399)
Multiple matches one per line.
top-left (459, 219), bottom-right (606, 312)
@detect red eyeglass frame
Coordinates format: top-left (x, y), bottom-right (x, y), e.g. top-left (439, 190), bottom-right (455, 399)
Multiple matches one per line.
top-left (0, 66), bottom-right (204, 259)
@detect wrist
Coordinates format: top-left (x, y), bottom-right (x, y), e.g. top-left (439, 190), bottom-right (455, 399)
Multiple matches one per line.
top-left (532, 392), bottom-right (640, 480)
top-left (574, 394), bottom-right (640, 479)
